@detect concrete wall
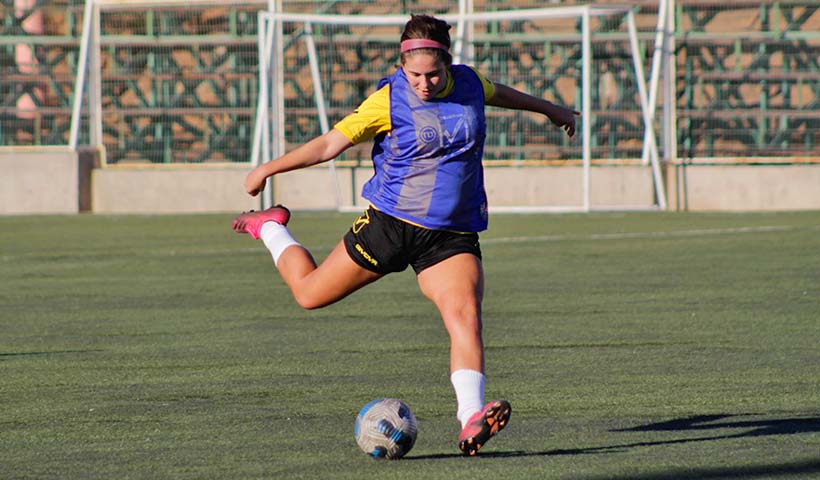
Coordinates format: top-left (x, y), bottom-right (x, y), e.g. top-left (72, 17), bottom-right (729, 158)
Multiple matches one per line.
top-left (3, 148), bottom-right (820, 214)
top-left (273, 166), bottom-right (357, 210)
top-left (93, 163), bottom-right (820, 213)
top-left (271, 165), bottom-right (657, 212)
top-left (92, 164), bottom-right (256, 214)
top-left (0, 147), bottom-right (78, 214)
top-left (485, 165), bottom-right (655, 209)
top-left (92, 164), bottom-right (359, 214)
top-left (666, 163), bottom-right (820, 211)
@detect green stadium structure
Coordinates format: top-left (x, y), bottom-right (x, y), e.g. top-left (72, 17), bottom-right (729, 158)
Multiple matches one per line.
top-left (0, 0), bottom-right (818, 167)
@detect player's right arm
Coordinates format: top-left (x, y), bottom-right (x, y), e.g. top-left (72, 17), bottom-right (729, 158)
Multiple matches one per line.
top-left (244, 85), bottom-right (390, 197)
top-left (244, 129), bottom-right (353, 196)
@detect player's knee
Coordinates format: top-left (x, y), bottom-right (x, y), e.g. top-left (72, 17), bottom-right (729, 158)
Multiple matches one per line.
top-left (292, 290), bottom-right (328, 310)
top-left (442, 295), bottom-right (480, 319)
top-left (293, 294), bottom-right (321, 310)
top-left (439, 299), bottom-right (482, 334)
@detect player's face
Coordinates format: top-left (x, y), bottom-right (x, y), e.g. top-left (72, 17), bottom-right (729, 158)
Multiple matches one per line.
top-left (403, 53), bottom-right (447, 101)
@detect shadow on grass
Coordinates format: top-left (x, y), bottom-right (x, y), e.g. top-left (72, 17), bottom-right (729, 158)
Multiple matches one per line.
top-left (573, 459), bottom-right (820, 480)
top-left (408, 414), bottom-right (820, 478)
top-left (612, 413), bottom-right (820, 437)
top-left (0, 349), bottom-right (104, 358)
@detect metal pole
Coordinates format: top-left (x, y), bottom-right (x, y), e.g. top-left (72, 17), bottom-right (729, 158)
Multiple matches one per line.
top-left (453, 0), bottom-right (466, 64)
top-left (641, 0), bottom-right (669, 165)
top-left (628, 10), bottom-right (667, 210)
top-left (465, 0), bottom-right (474, 64)
top-left (303, 22), bottom-right (342, 210)
top-left (662, 0), bottom-right (678, 165)
top-left (90, 1), bottom-right (102, 151)
top-left (69, 0), bottom-right (94, 150)
top-left (581, 8), bottom-right (591, 212)
top-left (262, 14), bottom-right (274, 206)
top-left (264, 0), bottom-right (284, 210)
top-left (251, 11), bottom-right (268, 169)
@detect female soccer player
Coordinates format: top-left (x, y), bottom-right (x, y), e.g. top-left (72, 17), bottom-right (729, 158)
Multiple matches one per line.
top-left (232, 14), bottom-right (578, 455)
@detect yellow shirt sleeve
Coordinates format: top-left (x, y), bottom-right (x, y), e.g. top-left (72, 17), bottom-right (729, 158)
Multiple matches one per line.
top-left (470, 67), bottom-right (496, 101)
top-left (438, 67), bottom-right (495, 100)
top-left (333, 85), bottom-right (391, 145)
top-left (333, 66), bottom-right (495, 145)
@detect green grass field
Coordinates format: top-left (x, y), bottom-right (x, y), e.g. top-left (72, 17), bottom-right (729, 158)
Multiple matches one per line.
top-left (2, 210), bottom-right (819, 479)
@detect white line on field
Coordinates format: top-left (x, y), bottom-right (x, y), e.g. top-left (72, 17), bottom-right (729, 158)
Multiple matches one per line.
top-left (135, 224), bottom-right (820, 255)
top-left (482, 224), bottom-right (820, 245)
top-left (3, 225), bottom-right (817, 262)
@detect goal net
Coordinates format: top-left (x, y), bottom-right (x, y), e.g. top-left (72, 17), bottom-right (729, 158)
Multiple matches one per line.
top-left (70, 0), bottom-right (265, 164)
top-left (254, 5), bottom-right (666, 212)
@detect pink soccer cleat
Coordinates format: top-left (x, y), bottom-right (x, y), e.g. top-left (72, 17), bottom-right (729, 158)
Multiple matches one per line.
top-left (458, 400), bottom-right (512, 456)
top-left (231, 205), bottom-right (291, 239)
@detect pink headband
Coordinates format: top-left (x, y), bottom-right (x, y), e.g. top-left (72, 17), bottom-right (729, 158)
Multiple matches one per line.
top-left (400, 39), bottom-right (449, 53)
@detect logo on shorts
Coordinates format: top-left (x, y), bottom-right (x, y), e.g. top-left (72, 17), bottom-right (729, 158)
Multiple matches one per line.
top-left (355, 243), bottom-right (378, 267)
top-left (352, 209), bottom-right (371, 234)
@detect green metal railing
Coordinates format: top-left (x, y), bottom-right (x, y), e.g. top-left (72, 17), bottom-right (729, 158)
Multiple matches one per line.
top-left (676, 1), bottom-right (820, 159)
top-left (2, 1), bottom-right (818, 163)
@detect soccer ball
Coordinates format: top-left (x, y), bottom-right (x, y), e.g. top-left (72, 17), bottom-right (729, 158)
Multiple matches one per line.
top-left (354, 398), bottom-right (418, 459)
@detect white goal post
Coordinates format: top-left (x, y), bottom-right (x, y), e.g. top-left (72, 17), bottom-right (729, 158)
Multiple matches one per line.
top-left (254, 5), bottom-right (667, 212)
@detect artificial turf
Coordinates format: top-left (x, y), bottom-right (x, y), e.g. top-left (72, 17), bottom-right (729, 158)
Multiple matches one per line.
top-left (1, 210), bottom-right (818, 479)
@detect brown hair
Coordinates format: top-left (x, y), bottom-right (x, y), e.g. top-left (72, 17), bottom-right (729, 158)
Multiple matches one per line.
top-left (400, 14), bottom-right (452, 66)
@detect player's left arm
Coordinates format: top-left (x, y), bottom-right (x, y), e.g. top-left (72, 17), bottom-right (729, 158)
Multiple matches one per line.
top-left (486, 82), bottom-right (580, 138)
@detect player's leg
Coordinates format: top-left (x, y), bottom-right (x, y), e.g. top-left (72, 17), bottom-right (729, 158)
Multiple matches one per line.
top-left (277, 239), bottom-right (382, 309)
top-left (232, 206), bottom-right (382, 309)
top-left (416, 253), bottom-right (511, 455)
top-left (416, 252), bottom-right (485, 373)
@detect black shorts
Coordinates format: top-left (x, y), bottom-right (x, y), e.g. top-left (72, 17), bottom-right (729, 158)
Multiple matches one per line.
top-left (343, 207), bottom-right (482, 275)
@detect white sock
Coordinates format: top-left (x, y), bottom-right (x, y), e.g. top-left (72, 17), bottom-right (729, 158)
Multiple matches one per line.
top-left (450, 369), bottom-right (485, 428)
top-left (259, 222), bottom-right (301, 267)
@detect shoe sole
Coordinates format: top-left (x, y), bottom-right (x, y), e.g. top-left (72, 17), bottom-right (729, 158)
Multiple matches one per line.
top-left (458, 400), bottom-right (512, 456)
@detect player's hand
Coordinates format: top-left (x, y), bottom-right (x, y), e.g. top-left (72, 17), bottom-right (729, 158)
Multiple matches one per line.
top-left (549, 105), bottom-right (581, 138)
top-left (244, 168), bottom-right (268, 196)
